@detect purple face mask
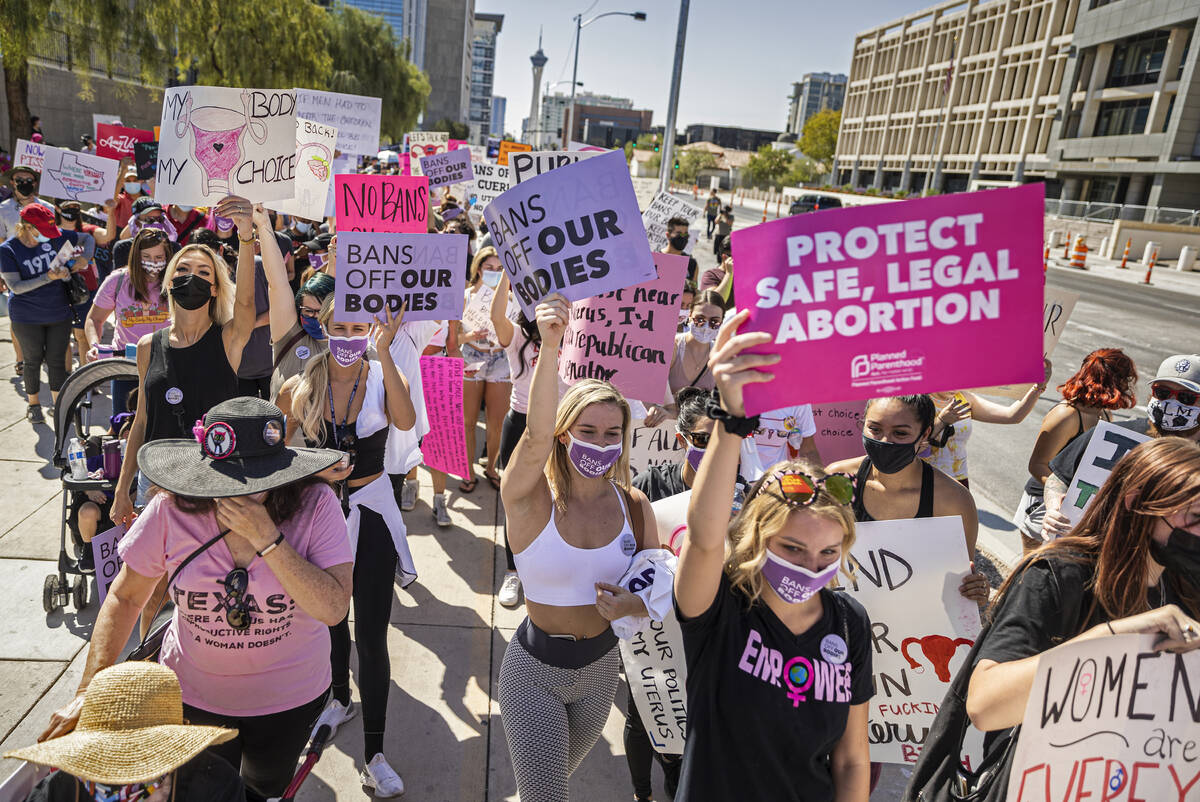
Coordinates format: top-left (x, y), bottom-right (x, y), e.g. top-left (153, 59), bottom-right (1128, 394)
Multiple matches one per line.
top-left (566, 432), bottom-right (622, 478)
top-left (760, 550), bottom-right (839, 604)
top-left (309, 252), bottom-right (325, 270)
top-left (214, 215), bottom-right (234, 232)
top-left (685, 443), bottom-right (704, 473)
top-left (327, 334), bottom-right (369, 367)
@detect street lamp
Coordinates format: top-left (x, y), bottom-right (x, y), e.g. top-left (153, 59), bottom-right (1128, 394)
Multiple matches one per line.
top-left (567, 10), bottom-right (646, 147)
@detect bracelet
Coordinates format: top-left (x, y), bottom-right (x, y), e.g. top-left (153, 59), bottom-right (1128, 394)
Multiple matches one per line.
top-left (705, 402), bottom-right (760, 438)
top-left (257, 531), bottom-right (285, 558)
top-left (238, 232), bottom-right (254, 244)
top-left (1106, 621), bottom-right (1115, 636)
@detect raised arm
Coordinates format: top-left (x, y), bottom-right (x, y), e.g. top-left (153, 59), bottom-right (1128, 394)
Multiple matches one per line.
top-left (216, 196), bottom-right (258, 373)
top-left (255, 205), bottom-right (299, 343)
top-left (964, 360), bottom-right (1050, 425)
top-left (373, 304), bottom-right (417, 431)
top-left (491, 273), bottom-right (515, 347)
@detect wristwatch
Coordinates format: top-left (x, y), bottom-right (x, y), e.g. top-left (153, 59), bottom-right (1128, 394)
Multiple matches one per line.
top-left (706, 402), bottom-right (760, 438)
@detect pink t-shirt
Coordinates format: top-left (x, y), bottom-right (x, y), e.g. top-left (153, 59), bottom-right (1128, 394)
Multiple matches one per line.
top-left (118, 484), bottom-right (352, 716)
top-left (93, 268), bottom-right (170, 351)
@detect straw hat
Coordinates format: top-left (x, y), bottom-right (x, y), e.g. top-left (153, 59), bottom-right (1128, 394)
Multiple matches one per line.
top-left (4, 662), bottom-right (236, 785)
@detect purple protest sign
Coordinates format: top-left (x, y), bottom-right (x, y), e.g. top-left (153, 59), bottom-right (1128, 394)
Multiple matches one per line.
top-left (420, 147), bottom-right (474, 189)
top-left (559, 252), bottom-right (689, 403)
top-left (731, 184), bottom-right (1045, 414)
top-left (335, 232), bottom-right (466, 323)
top-left (419, 356), bottom-right (471, 479)
top-left (482, 149), bottom-right (657, 318)
top-left (92, 524), bottom-right (127, 606)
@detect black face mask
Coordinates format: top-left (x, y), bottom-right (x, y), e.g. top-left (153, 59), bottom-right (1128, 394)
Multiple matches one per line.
top-left (862, 435), bottom-right (918, 474)
top-left (669, 234), bottom-right (689, 251)
top-left (59, 209), bottom-right (79, 221)
top-left (1148, 525), bottom-right (1200, 577)
top-left (170, 274), bottom-right (213, 310)
top-left (14, 179), bottom-right (36, 197)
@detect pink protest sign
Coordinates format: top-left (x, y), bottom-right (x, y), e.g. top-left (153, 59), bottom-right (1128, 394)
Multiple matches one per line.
top-left (419, 356), bottom-right (470, 478)
top-left (336, 174), bottom-right (429, 233)
top-left (559, 252), bottom-right (689, 403)
top-left (731, 184), bottom-right (1045, 414)
top-left (482, 149), bottom-right (657, 318)
top-left (96, 123), bottom-right (154, 160)
top-left (811, 401), bottom-right (866, 464)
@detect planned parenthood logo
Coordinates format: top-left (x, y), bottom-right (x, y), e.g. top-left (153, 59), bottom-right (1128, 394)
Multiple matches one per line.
top-left (849, 350), bottom-right (926, 393)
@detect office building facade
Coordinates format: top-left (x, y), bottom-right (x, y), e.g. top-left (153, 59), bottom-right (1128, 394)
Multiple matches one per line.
top-left (469, 12), bottom-right (503, 144)
top-left (491, 96), bottom-right (507, 137)
top-left (526, 92), bottom-right (634, 147)
top-left (423, 0), bottom-right (475, 127)
top-left (786, 72), bottom-right (848, 135)
top-left (341, 0), bottom-right (406, 45)
top-left (684, 124), bottom-right (780, 152)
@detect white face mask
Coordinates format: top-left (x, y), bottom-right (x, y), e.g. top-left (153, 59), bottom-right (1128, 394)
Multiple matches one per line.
top-left (141, 259), bottom-right (167, 276)
top-left (35, 233), bottom-right (50, 244)
top-left (124, 181), bottom-right (142, 195)
top-left (480, 270), bottom-right (502, 288)
top-left (689, 322), bottom-right (719, 344)
top-left (1147, 396), bottom-right (1200, 432)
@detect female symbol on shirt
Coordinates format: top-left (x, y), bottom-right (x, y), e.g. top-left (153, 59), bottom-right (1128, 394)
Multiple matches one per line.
top-left (783, 656), bottom-right (814, 707)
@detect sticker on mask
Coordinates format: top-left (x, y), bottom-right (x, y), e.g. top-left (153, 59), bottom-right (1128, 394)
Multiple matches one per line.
top-left (165, 386), bottom-right (183, 405)
top-left (621, 532), bottom-right (637, 556)
top-left (295, 345), bottom-right (311, 360)
top-left (202, 422), bottom-right (236, 459)
top-left (262, 420), bottom-right (283, 446)
top-left (820, 633), bottom-right (848, 665)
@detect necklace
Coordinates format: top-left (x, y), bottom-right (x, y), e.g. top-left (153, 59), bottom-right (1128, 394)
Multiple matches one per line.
top-left (326, 362), bottom-right (364, 449)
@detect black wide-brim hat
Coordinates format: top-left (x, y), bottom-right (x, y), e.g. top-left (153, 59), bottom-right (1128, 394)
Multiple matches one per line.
top-left (138, 397), bottom-right (342, 498)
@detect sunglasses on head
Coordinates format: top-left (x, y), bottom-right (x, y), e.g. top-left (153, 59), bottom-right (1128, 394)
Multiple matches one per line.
top-left (220, 567), bottom-right (251, 631)
top-left (1152, 384), bottom-right (1199, 406)
top-left (681, 430), bottom-right (711, 449)
top-left (761, 470), bottom-right (856, 508)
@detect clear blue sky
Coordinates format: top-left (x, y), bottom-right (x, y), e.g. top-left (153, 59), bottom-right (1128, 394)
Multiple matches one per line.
top-left (477, 0), bottom-right (937, 138)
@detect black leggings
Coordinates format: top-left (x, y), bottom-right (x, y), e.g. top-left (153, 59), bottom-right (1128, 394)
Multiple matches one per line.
top-left (183, 689), bottom-right (327, 802)
top-left (497, 409), bottom-right (527, 570)
top-left (11, 319), bottom-right (71, 399)
top-left (623, 690), bottom-right (681, 799)
top-left (330, 503), bottom-right (397, 760)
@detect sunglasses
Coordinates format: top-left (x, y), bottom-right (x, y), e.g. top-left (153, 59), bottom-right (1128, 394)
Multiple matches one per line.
top-left (690, 316), bottom-right (723, 329)
top-left (762, 470), bottom-right (856, 508)
top-left (681, 430), bottom-right (711, 449)
top-left (220, 567), bottom-right (251, 631)
top-left (1151, 384), bottom-right (1199, 406)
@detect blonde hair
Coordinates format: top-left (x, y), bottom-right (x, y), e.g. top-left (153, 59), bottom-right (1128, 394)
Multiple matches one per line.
top-left (546, 379), bottom-right (632, 512)
top-left (726, 459), bottom-right (857, 604)
top-left (468, 245), bottom-right (499, 286)
top-left (161, 244), bottom-right (234, 326)
top-left (288, 295), bottom-right (340, 445)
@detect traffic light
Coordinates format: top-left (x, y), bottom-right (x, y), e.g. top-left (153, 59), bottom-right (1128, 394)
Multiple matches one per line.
top-left (673, 158), bottom-right (680, 171)
top-left (653, 136), bottom-right (660, 153)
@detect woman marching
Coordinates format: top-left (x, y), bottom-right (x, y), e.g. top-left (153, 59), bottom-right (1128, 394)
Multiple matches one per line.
top-left (498, 293), bottom-right (657, 802)
top-left (276, 300), bottom-right (416, 797)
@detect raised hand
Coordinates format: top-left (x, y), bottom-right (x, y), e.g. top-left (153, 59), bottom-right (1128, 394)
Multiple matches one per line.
top-left (534, 293), bottom-right (570, 345)
top-left (373, 300), bottom-right (407, 352)
top-left (707, 309), bottom-right (779, 417)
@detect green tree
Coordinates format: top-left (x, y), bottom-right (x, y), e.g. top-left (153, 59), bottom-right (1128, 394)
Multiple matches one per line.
top-left (429, 118), bottom-right (470, 140)
top-left (784, 157), bottom-right (819, 187)
top-left (623, 141), bottom-right (634, 163)
top-left (745, 144), bottom-right (794, 188)
top-left (799, 109), bottom-right (841, 166)
top-left (675, 149), bottom-right (717, 184)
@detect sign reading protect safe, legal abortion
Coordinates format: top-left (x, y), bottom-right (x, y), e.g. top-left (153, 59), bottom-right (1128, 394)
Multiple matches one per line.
top-left (335, 174), bottom-right (429, 233)
top-left (1062, 420), bottom-right (1151, 524)
top-left (1005, 633), bottom-right (1200, 802)
top-left (336, 232), bottom-right (466, 322)
top-left (731, 184), bottom-right (1046, 414)
top-left (482, 149), bottom-right (657, 317)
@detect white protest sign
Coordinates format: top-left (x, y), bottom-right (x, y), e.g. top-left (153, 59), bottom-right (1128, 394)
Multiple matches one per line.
top-left (619, 606), bottom-right (689, 755)
top-left (420, 147), bottom-right (474, 189)
top-left (642, 192), bottom-right (703, 252)
top-left (294, 88), bottom-right (381, 156)
top-left (468, 145), bottom-right (488, 165)
top-left (92, 524), bottom-right (127, 606)
top-left (407, 131), bottom-right (450, 176)
top-left (1062, 420), bottom-right (1151, 524)
top-left (632, 178), bottom-right (660, 212)
top-left (509, 150), bottom-right (601, 184)
top-left (468, 162), bottom-right (510, 211)
top-left (839, 516), bottom-right (982, 765)
top-left (461, 284), bottom-right (495, 335)
top-left (335, 231), bottom-right (467, 322)
top-left (568, 141), bottom-right (610, 152)
top-left (36, 146), bottom-right (120, 204)
top-left (270, 118), bottom-right (337, 222)
top-left (325, 153), bottom-right (358, 219)
top-left (1005, 633), bottom-right (1200, 802)
top-left (92, 113), bottom-right (122, 131)
top-left (629, 419), bottom-right (685, 478)
top-left (13, 139), bottom-right (46, 171)
top-left (651, 489), bottom-right (691, 555)
top-left (157, 86), bottom-right (298, 205)
top-left (975, 286), bottom-right (1082, 399)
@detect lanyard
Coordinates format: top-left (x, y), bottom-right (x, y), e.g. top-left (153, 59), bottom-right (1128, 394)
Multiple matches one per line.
top-left (326, 362), bottom-right (364, 449)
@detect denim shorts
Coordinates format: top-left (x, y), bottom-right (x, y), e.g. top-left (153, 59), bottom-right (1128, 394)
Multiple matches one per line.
top-left (462, 343), bottom-right (511, 383)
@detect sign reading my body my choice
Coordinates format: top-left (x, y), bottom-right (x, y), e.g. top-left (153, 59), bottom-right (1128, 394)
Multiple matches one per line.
top-left (336, 232), bottom-right (466, 323)
top-left (731, 184), bottom-right (1046, 414)
top-left (482, 149), bottom-right (657, 318)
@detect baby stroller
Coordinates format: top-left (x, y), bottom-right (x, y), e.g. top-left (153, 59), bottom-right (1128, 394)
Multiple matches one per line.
top-left (44, 358), bottom-right (139, 614)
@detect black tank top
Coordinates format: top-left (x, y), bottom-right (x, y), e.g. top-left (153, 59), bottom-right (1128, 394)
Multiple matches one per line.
top-left (852, 457), bottom-right (935, 523)
top-left (143, 325), bottom-right (239, 441)
top-left (319, 418), bottom-right (388, 480)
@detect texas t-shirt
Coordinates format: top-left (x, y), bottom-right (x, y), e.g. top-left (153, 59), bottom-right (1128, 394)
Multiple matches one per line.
top-left (674, 576), bottom-right (873, 802)
top-left (93, 268), bottom-right (170, 351)
top-left (753, 404), bottom-right (817, 469)
top-left (118, 485), bottom-right (353, 716)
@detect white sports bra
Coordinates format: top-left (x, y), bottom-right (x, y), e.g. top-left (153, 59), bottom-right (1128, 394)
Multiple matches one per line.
top-left (514, 483), bottom-right (638, 606)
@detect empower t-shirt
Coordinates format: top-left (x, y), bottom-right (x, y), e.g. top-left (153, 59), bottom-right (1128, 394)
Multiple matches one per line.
top-left (675, 575), bottom-right (873, 802)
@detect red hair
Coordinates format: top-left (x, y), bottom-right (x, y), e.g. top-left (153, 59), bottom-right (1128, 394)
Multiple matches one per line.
top-left (1057, 348), bottom-right (1137, 410)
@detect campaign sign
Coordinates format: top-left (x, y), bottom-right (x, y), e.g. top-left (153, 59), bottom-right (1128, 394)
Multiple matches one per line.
top-left (811, 401), bottom-right (866, 464)
top-left (730, 184), bottom-right (1046, 413)
top-left (156, 86), bottom-right (298, 205)
top-left (406, 131), bottom-right (449, 176)
top-left (496, 140), bottom-right (533, 166)
top-left (133, 142), bottom-right (158, 181)
top-left (335, 174), bottom-right (429, 233)
top-left (642, 192), bottom-right (703, 252)
top-left (92, 524), bottom-right (127, 606)
top-left (14, 138), bottom-right (46, 171)
top-left (37, 147), bottom-right (120, 204)
top-left (95, 123), bottom-right (154, 160)
top-left (336, 232), bottom-right (466, 323)
top-left (509, 150), bottom-right (601, 184)
top-left (271, 118), bottom-right (338, 222)
top-left (1005, 633), bottom-right (1200, 802)
top-left (419, 147), bottom-right (474, 189)
top-left (629, 420), bottom-right (685, 478)
top-left (482, 150), bottom-right (657, 317)
top-left (839, 517), bottom-right (982, 765)
top-left (469, 162), bottom-right (510, 211)
top-left (559, 252), bottom-right (688, 403)
top-left (294, 88), bottom-right (381, 156)
top-left (1061, 420), bottom-right (1151, 524)
top-left (418, 356), bottom-right (471, 478)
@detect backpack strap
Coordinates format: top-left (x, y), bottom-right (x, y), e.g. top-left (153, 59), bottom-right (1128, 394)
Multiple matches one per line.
top-left (273, 328), bottom-right (308, 370)
top-left (620, 485), bottom-right (647, 551)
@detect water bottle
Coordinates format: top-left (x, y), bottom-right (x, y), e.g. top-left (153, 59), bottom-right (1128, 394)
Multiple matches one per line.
top-left (67, 437), bottom-right (87, 480)
top-left (102, 440), bottom-right (123, 480)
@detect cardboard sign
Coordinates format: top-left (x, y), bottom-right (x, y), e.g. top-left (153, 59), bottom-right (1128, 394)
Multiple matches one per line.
top-left (629, 419), bottom-right (685, 478)
top-left (92, 524), bottom-right (127, 606)
top-left (569, 141), bottom-right (610, 152)
top-left (406, 131), bottom-right (450, 176)
top-left (335, 174), bottom-right (429, 233)
top-left (37, 146), bottom-right (120, 204)
top-left (496, 140), bottom-right (532, 165)
top-left (324, 153), bottom-right (357, 219)
top-left (509, 150), bottom-right (601, 184)
top-left (418, 356), bottom-right (471, 478)
top-left (14, 138), bottom-right (46, 171)
top-left (974, 286), bottom-right (1081, 398)
top-left (839, 516), bottom-right (982, 765)
top-left (156, 86), bottom-right (298, 205)
top-left (651, 489), bottom-right (691, 555)
top-left (460, 284), bottom-right (495, 336)
top-left (419, 147), bottom-right (474, 189)
top-left (811, 401), bottom-right (866, 464)
top-left (133, 141), bottom-right (158, 181)
top-left (468, 162), bottom-right (510, 211)
top-left (1005, 633), bottom-right (1200, 802)
top-left (1061, 420), bottom-right (1151, 524)
top-left (619, 600), bottom-right (689, 756)
top-left (482, 150), bottom-right (657, 317)
top-left (559, 252), bottom-right (688, 402)
top-left (294, 88), bottom-right (381, 155)
top-left (642, 192), bottom-right (703, 252)
top-left (95, 123), bottom-right (154, 160)
top-left (336, 231), bottom-right (466, 322)
top-left (270, 118), bottom-right (337, 222)
top-left (731, 184), bottom-right (1046, 413)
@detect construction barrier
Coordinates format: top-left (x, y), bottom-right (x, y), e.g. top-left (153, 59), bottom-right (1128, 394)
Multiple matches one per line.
top-left (1119, 237), bottom-right (1132, 269)
top-left (1069, 236), bottom-right (1088, 269)
top-left (1043, 246), bottom-right (1049, 272)
top-left (1142, 248), bottom-right (1159, 285)
top-left (1063, 234), bottom-right (1072, 259)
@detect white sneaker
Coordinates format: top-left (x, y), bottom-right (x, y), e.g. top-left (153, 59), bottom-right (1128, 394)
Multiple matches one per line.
top-left (498, 571), bottom-right (522, 608)
top-left (433, 495), bottom-right (451, 528)
top-left (361, 753), bottom-right (405, 797)
top-left (311, 697), bottom-right (356, 741)
top-left (399, 479), bottom-right (419, 512)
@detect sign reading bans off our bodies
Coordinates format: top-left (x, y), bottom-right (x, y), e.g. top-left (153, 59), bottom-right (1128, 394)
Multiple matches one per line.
top-left (731, 184), bottom-right (1046, 414)
top-left (336, 174), bottom-right (428, 233)
top-left (482, 149), bottom-right (657, 317)
top-left (335, 232), bottom-right (467, 323)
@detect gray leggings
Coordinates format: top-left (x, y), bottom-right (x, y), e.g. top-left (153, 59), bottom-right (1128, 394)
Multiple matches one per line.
top-left (498, 620), bottom-right (620, 802)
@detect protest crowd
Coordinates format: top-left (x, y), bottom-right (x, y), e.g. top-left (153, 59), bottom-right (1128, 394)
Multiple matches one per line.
top-left (0, 87), bottom-right (1196, 802)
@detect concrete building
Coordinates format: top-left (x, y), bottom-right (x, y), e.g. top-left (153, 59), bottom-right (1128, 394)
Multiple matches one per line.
top-left (786, 72), bottom-right (848, 135)
top-left (491, 96), bottom-right (507, 137)
top-left (422, 0), bottom-right (475, 127)
top-left (468, 12), bottom-right (503, 145)
top-left (528, 92), bottom-right (634, 148)
top-left (683, 124), bottom-right (780, 152)
top-left (573, 104), bottom-right (654, 148)
top-left (403, 0), bottom-right (428, 69)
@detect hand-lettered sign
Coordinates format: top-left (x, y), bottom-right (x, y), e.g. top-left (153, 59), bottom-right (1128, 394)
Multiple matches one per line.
top-left (469, 162), bottom-right (510, 212)
top-left (95, 123), bottom-right (154, 161)
top-left (270, 118), bottom-right (338, 222)
top-left (811, 401), bottom-right (866, 464)
top-left (133, 142), bottom-right (158, 181)
top-left (335, 231), bottom-right (466, 323)
top-left (496, 140), bottom-right (532, 166)
top-left (1061, 420), bottom-right (1151, 525)
top-left (14, 138), bottom-right (46, 171)
top-left (92, 524), bottom-right (127, 606)
top-left (335, 174), bottom-right (429, 233)
top-left (418, 356), bottom-right (471, 478)
top-left (156, 86), bottom-right (298, 205)
top-left (509, 150), bottom-right (601, 184)
top-left (642, 192), bottom-right (703, 252)
top-left (973, 286), bottom-right (1081, 399)
top-left (406, 131), bottom-right (450, 177)
top-left (419, 147), bottom-right (474, 189)
top-left (628, 419), bottom-right (686, 478)
top-left (37, 146), bottom-right (120, 204)
top-left (294, 88), bottom-right (382, 156)
top-left (731, 184), bottom-right (1046, 414)
top-left (482, 149), bottom-right (657, 317)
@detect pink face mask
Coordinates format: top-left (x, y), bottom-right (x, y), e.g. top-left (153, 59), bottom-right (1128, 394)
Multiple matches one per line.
top-left (760, 550), bottom-right (839, 604)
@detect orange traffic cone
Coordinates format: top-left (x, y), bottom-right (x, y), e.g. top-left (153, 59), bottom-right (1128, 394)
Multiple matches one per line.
top-left (1119, 237), bottom-right (1131, 269)
top-left (1069, 236), bottom-right (1088, 269)
top-left (1142, 248), bottom-right (1159, 284)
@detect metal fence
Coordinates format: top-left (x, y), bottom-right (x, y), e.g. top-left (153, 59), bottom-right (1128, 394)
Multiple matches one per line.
top-left (1045, 199), bottom-right (1200, 228)
top-left (34, 26), bottom-right (144, 82)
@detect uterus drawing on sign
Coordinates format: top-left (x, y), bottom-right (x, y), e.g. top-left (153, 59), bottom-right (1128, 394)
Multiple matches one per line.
top-left (299, 142), bottom-right (332, 181)
top-left (174, 90), bottom-right (268, 196)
